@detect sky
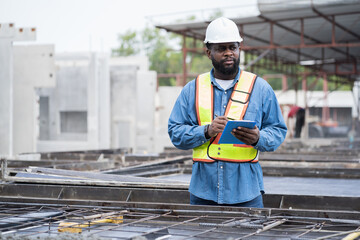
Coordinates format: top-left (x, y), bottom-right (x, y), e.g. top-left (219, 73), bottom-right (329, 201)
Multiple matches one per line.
top-left (0, 0), bottom-right (259, 53)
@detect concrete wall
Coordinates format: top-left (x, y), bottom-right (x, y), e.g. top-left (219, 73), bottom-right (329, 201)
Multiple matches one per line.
top-left (13, 45), bottom-right (55, 154)
top-left (37, 53), bottom-right (110, 152)
top-left (136, 71), bottom-right (156, 153)
top-left (109, 59), bottom-right (157, 153)
top-left (110, 65), bottom-right (137, 150)
top-left (37, 54), bottom-right (157, 154)
top-left (353, 80), bottom-right (360, 119)
top-left (155, 86), bottom-right (183, 151)
top-left (0, 23), bottom-right (35, 157)
top-left (0, 37), bottom-right (13, 157)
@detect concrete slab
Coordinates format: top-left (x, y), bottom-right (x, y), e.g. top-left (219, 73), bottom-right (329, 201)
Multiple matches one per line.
top-left (264, 176), bottom-right (360, 197)
top-left (158, 174), bottom-right (360, 197)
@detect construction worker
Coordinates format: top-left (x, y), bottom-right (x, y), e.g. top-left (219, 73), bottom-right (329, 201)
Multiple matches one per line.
top-left (288, 105), bottom-right (305, 138)
top-left (168, 17), bottom-right (287, 207)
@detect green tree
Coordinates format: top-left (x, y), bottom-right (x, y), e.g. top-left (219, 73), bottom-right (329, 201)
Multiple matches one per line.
top-left (113, 10), bottom-right (252, 86)
top-left (112, 30), bottom-right (139, 56)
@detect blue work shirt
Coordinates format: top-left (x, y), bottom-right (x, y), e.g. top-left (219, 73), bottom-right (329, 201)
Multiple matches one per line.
top-left (168, 68), bottom-right (287, 204)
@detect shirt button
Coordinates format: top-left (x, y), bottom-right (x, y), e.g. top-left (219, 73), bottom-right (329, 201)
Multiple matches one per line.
top-left (224, 91), bottom-right (227, 94)
top-left (223, 105), bottom-right (226, 108)
top-left (220, 166), bottom-right (223, 169)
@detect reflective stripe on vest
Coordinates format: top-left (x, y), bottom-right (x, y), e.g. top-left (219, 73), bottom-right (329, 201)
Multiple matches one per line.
top-left (193, 70), bottom-right (259, 163)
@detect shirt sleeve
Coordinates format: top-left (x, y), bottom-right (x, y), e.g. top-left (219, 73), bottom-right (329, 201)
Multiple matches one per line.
top-left (168, 81), bottom-right (209, 150)
top-left (253, 83), bottom-right (287, 152)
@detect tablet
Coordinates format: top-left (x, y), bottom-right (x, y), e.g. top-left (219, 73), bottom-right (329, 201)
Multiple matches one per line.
top-left (218, 120), bottom-right (256, 144)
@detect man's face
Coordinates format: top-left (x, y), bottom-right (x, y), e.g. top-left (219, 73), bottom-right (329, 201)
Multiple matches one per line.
top-left (206, 42), bottom-right (240, 77)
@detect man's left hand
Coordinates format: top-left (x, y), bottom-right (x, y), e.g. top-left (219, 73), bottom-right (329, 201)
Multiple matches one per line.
top-left (231, 125), bottom-right (260, 146)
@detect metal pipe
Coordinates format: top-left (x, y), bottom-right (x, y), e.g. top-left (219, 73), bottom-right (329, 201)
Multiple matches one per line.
top-left (182, 33), bottom-right (187, 86)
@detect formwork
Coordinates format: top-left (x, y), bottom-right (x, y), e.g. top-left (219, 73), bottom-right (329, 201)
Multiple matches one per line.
top-left (0, 138), bottom-right (359, 239)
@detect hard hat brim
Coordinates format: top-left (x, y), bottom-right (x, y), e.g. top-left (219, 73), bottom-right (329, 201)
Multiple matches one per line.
top-left (204, 37), bottom-right (243, 44)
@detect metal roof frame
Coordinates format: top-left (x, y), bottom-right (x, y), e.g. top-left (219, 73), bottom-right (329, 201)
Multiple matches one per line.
top-left (155, 0), bottom-right (360, 86)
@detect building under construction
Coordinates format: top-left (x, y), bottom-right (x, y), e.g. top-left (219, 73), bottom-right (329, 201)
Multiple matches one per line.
top-left (0, 0), bottom-right (360, 239)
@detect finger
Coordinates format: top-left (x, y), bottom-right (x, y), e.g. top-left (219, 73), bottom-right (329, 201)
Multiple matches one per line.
top-left (214, 117), bottom-right (228, 125)
top-left (232, 128), bottom-right (259, 145)
top-left (215, 116), bottom-right (228, 121)
top-left (236, 125), bottom-right (257, 133)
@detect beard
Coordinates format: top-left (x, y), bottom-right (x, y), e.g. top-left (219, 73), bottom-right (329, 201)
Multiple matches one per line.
top-left (211, 55), bottom-right (240, 76)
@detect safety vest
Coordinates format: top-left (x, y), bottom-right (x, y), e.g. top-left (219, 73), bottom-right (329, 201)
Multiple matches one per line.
top-left (193, 70), bottom-right (259, 163)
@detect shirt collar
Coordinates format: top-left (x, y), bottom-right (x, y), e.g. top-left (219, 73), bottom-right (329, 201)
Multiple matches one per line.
top-left (210, 67), bottom-right (241, 90)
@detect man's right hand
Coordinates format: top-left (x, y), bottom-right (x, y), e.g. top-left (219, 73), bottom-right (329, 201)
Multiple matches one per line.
top-left (208, 116), bottom-right (228, 138)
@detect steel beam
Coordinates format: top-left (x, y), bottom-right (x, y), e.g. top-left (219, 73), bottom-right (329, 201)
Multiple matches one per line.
top-left (0, 183), bottom-right (359, 211)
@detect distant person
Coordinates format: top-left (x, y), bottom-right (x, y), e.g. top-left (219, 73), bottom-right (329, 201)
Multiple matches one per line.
top-left (168, 17), bottom-right (287, 208)
top-left (348, 124), bottom-right (356, 149)
top-left (288, 105), bottom-right (305, 138)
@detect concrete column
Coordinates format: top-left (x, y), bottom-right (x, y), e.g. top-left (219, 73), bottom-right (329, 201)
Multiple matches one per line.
top-left (136, 71), bottom-right (156, 153)
top-left (87, 53), bottom-right (110, 150)
top-left (352, 79), bottom-right (360, 119)
top-left (87, 53), bottom-right (100, 149)
top-left (13, 45), bottom-right (55, 155)
top-left (97, 54), bottom-right (110, 149)
top-left (322, 73), bottom-right (330, 122)
top-left (0, 38), bottom-right (13, 156)
top-left (302, 74), bottom-right (309, 139)
top-left (0, 23), bottom-right (35, 157)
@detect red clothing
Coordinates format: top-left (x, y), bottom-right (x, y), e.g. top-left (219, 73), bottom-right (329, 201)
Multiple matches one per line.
top-left (288, 106), bottom-right (301, 118)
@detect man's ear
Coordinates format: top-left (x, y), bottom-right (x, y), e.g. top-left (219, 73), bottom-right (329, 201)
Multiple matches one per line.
top-left (206, 48), bottom-right (212, 60)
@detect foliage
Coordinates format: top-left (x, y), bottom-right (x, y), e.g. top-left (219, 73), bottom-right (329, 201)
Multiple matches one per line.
top-left (112, 13), bottom-right (351, 89)
top-left (112, 30), bottom-right (139, 56)
top-left (112, 15), bottom-right (220, 86)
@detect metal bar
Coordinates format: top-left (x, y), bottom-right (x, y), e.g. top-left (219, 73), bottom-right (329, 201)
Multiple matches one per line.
top-left (86, 211), bottom-right (168, 237)
top-left (311, 6), bottom-right (360, 41)
top-left (139, 215), bottom-right (202, 239)
top-left (315, 228), bottom-right (360, 240)
top-left (244, 49), bottom-right (271, 69)
top-left (156, 10), bottom-right (360, 35)
top-left (237, 219), bottom-right (287, 239)
top-left (322, 73), bottom-right (330, 122)
top-left (301, 18), bottom-right (305, 46)
top-left (257, 14), bottom-right (356, 61)
top-left (241, 41), bottom-right (360, 50)
top-left (270, 22), bottom-right (274, 47)
top-left (182, 33), bottom-right (187, 86)
top-left (2, 183), bottom-right (360, 210)
top-left (5, 176), bottom-right (189, 189)
top-left (239, 24), bottom-right (244, 49)
top-left (188, 218), bottom-right (238, 238)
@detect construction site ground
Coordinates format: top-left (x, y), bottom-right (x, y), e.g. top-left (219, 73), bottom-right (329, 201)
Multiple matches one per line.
top-left (0, 138), bottom-right (359, 239)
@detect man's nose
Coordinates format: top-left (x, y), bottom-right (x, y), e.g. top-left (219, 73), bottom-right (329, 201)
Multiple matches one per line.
top-left (224, 47), bottom-right (234, 56)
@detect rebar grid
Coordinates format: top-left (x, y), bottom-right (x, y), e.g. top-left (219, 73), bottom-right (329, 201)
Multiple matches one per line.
top-left (0, 204), bottom-right (358, 240)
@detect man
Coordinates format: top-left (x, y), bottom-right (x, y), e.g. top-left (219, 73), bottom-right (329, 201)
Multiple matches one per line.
top-left (168, 17), bottom-right (287, 208)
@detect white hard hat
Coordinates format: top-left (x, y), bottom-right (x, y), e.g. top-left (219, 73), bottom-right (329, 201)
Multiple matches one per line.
top-left (204, 17), bottom-right (243, 44)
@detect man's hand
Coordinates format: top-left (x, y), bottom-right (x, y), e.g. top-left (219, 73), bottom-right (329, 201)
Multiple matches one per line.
top-left (231, 125), bottom-right (260, 146)
top-left (208, 116), bottom-right (228, 138)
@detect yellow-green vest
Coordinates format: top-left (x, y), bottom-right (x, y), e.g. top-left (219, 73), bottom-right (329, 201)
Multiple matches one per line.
top-left (193, 70), bottom-right (259, 163)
